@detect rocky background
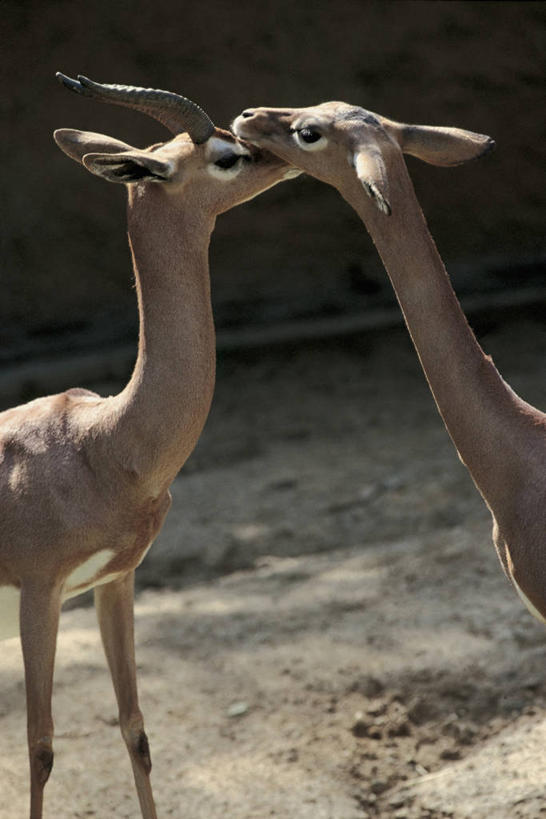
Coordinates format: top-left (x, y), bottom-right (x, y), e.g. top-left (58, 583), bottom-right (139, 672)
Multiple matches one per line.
top-left (3, 0), bottom-right (545, 369)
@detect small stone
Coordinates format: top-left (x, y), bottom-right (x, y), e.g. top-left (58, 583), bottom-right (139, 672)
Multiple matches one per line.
top-left (351, 712), bottom-right (369, 737)
top-left (440, 747), bottom-right (461, 760)
top-left (388, 719), bottom-right (411, 737)
top-left (388, 795), bottom-right (406, 809)
top-left (349, 675), bottom-right (384, 697)
top-left (371, 778), bottom-right (389, 794)
top-left (366, 699), bottom-right (387, 717)
top-left (227, 702), bottom-right (249, 718)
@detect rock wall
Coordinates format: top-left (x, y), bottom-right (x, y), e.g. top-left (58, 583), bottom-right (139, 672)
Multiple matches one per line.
top-left (3, 0), bottom-right (545, 361)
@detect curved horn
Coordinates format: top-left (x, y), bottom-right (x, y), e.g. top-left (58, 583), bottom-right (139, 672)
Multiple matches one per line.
top-left (56, 72), bottom-right (215, 144)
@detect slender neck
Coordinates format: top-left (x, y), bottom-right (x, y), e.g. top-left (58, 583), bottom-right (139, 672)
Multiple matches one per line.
top-left (339, 155), bottom-right (532, 504)
top-left (110, 184), bottom-right (217, 492)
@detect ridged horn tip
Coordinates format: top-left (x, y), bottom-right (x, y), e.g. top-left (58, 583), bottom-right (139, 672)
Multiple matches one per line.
top-left (55, 71), bottom-right (216, 143)
top-left (56, 71), bottom-right (82, 93)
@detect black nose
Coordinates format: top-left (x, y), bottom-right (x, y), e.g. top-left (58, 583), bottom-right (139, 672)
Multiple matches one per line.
top-left (241, 110), bottom-right (254, 118)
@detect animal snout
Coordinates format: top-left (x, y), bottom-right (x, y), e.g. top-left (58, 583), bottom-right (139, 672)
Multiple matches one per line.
top-left (232, 109), bottom-right (269, 140)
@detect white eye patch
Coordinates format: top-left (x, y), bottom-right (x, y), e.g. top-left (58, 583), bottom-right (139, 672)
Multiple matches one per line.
top-left (290, 124), bottom-right (328, 152)
top-left (206, 137), bottom-right (251, 179)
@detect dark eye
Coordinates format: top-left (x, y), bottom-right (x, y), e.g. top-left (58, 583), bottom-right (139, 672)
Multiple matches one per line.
top-left (299, 128), bottom-right (321, 143)
top-left (214, 153), bottom-right (241, 169)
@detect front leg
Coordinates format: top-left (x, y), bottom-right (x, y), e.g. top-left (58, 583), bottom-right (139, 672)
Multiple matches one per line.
top-left (19, 580), bottom-right (62, 819)
top-left (94, 571), bottom-right (158, 819)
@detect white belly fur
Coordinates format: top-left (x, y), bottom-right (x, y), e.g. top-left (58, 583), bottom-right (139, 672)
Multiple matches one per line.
top-left (64, 549), bottom-right (119, 598)
top-left (0, 549), bottom-right (120, 642)
top-left (509, 570), bottom-right (546, 625)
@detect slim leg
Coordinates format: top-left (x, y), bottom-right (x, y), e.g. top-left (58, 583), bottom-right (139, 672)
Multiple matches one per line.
top-left (94, 571), bottom-right (158, 819)
top-left (19, 581), bottom-right (62, 819)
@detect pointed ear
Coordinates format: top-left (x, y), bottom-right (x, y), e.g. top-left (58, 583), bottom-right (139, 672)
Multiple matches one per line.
top-left (82, 151), bottom-right (176, 184)
top-left (389, 122), bottom-right (495, 167)
top-left (54, 129), bottom-right (133, 164)
top-left (352, 146), bottom-right (392, 215)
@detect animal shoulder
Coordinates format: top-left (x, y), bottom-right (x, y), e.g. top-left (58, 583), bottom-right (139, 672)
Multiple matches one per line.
top-left (0, 388), bottom-right (102, 437)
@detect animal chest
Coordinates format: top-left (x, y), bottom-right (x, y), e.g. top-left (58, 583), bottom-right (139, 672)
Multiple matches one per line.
top-left (0, 493), bottom-right (171, 641)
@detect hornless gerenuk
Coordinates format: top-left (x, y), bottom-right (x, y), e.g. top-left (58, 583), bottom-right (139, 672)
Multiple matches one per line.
top-left (233, 100), bottom-right (546, 626)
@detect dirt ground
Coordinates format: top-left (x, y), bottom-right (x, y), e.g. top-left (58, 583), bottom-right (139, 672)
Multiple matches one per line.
top-left (1, 309), bottom-right (545, 818)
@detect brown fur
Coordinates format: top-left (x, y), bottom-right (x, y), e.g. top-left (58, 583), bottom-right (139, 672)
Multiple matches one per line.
top-left (234, 102), bottom-right (546, 622)
top-left (1, 114), bottom-right (290, 818)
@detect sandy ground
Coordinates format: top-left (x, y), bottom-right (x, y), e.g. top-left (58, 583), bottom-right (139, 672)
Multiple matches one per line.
top-left (1, 310), bottom-right (545, 818)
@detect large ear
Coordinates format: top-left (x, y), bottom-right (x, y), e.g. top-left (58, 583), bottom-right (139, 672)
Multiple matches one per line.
top-left (352, 146), bottom-right (392, 215)
top-left (82, 151), bottom-right (176, 184)
top-left (54, 128), bottom-right (133, 164)
top-left (387, 122), bottom-right (495, 167)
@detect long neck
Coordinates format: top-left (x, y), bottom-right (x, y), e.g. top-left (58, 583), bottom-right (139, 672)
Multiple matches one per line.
top-left (109, 184), bottom-right (216, 492)
top-left (340, 156), bottom-right (537, 508)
